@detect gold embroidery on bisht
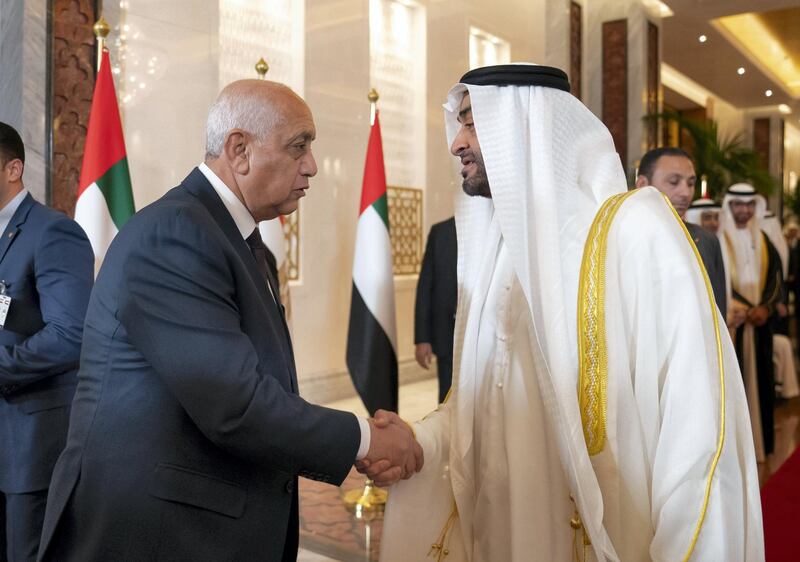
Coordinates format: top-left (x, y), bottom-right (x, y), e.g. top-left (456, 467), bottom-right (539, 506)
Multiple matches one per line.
top-left (577, 190), bottom-right (637, 455)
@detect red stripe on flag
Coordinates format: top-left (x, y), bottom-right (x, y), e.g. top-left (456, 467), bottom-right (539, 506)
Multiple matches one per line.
top-left (78, 50), bottom-right (128, 197)
top-left (359, 112), bottom-right (387, 215)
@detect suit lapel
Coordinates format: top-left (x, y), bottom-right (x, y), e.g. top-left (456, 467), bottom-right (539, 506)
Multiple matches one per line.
top-left (181, 169), bottom-right (297, 391)
top-left (0, 193), bottom-right (34, 266)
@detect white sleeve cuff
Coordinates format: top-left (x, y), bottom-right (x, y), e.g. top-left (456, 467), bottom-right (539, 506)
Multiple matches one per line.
top-left (355, 415), bottom-right (371, 460)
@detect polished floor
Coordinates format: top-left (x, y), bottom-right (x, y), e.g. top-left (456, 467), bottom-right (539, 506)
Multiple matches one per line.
top-left (298, 377), bottom-right (800, 561)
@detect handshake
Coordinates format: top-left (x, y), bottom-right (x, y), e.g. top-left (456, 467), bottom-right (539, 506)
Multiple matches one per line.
top-left (355, 410), bottom-right (424, 487)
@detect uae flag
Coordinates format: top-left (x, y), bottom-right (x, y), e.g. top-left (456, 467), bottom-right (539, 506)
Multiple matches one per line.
top-left (346, 112), bottom-right (398, 415)
top-left (75, 50), bottom-right (135, 271)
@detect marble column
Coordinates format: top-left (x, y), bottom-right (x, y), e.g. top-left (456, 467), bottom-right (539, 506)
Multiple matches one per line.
top-left (585, 0), bottom-right (661, 178)
top-left (0, 0), bottom-right (48, 202)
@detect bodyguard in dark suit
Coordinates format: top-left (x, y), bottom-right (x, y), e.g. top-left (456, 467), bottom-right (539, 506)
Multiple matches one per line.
top-left (37, 80), bottom-right (421, 562)
top-left (636, 147), bottom-right (727, 318)
top-left (0, 123), bottom-right (93, 561)
top-left (414, 217), bottom-right (457, 403)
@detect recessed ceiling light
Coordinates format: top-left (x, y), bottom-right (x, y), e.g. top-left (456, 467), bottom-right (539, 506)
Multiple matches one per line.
top-left (766, 89), bottom-right (773, 97)
top-left (698, 35), bottom-right (707, 43)
top-left (737, 67), bottom-right (746, 75)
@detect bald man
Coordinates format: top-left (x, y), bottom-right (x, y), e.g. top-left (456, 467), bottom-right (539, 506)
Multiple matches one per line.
top-left (37, 81), bottom-right (421, 562)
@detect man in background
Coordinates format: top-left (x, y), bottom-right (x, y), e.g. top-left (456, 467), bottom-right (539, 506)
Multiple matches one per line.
top-left (0, 122), bottom-right (93, 562)
top-left (414, 217), bottom-right (457, 403)
top-left (635, 147), bottom-right (727, 319)
top-left (719, 183), bottom-right (783, 462)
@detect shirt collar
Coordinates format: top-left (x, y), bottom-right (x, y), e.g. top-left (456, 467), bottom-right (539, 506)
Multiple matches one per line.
top-left (0, 189), bottom-right (29, 226)
top-left (198, 163), bottom-right (256, 240)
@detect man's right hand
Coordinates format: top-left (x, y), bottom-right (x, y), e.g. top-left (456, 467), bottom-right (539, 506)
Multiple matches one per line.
top-left (415, 343), bottom-right (433, 370)
top-left (357, 414), bottom-right (423, 487)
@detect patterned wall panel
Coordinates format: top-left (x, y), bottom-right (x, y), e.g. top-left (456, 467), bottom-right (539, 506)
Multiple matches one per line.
top-left (647, 21), bottom-right (659, 150)
top-left (602, 19), bottom-right (627, 167)
top-left (219, 0), bottom-right (304, 93)
top-left (753, 118), bottom-right (771, 171)
top-left (387, 186), bottom-right (422, 276)
top-left (50, 0), bottom-right (96, 215)
top-left (570, 2), bottom-right (582, 100)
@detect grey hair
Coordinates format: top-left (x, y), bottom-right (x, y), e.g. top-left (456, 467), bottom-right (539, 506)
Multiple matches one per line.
top-left (204, 85), bottom-right (283, 159)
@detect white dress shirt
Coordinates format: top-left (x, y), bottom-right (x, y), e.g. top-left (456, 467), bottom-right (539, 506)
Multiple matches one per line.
top-left (198, 163), bottom-right (370, 459)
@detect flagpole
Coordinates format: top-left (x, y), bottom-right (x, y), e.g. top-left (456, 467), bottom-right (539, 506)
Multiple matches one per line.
top-left (342, 88), bottom-right (389, 524)
top-left (93, 17), bottom-right (110, 72)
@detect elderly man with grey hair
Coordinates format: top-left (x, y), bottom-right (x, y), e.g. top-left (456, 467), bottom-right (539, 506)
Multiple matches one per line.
top-left (37, 80), bottom-right (421, 562)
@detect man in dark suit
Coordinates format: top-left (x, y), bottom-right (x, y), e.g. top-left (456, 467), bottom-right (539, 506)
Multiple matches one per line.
top-left (0, 122), bottom-right (93, 561)
top-left (37, 81), bottom-right (421, 562)
top-left (414, 217), bottom-right (457, 403)
top-left (636, 147), bottom-right (727, 319)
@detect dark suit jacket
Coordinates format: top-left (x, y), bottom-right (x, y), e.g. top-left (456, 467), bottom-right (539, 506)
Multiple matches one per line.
top-left (414, 217), bottom-right (457, 359)
top-left (685, 222), bottom-right (727, 319)
top-left (38, 169), bottom-right (360, 562)
top-left (0, 193), bottom-right (93, 494)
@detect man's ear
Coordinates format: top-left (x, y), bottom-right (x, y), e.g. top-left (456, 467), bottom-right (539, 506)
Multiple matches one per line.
top-left (223, 130), bottom-right (249, 175)
top-left (634, 175), bottom-right (649, 189)
top-left (5, 159), bottom-right (23, 183)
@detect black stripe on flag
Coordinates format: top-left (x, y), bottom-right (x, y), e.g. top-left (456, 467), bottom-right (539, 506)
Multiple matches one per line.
top-left (346, 283), bottom-right (398, 415)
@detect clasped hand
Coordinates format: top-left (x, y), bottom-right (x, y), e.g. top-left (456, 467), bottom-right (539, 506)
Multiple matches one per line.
top-left (355, 410), bottom-right (423, 487)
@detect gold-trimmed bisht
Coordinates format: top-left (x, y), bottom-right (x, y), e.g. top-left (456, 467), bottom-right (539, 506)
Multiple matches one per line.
top-left (577, 190), bottom-right (726, 561)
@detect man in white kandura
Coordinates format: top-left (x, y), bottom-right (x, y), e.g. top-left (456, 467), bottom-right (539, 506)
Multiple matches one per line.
top-left (376, 64), bottom-right (763, 561)
top-left (718, 184), bottom-right (782, 464)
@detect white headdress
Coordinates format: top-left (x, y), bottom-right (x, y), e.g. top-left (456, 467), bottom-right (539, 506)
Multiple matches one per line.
top-left (444, 63), bottom-right (627, 558)
top-left (684, 197), bottom-right (721, 226)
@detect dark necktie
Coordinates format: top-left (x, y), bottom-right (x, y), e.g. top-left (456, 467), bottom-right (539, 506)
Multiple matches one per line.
top-left (246, 228), bottom-right (282, 308)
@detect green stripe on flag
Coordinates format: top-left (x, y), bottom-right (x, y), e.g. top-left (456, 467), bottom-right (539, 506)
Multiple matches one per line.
top-left (371, 194), bottom-right (389, 231)
top-left (95, 157), bottom-right (135, 229)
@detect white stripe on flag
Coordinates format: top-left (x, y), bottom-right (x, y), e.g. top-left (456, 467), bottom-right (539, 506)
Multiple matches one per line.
top-left (352, 205), bottom-right (397, 352)
top-left (259, 218), bottom-right (286, 267)
top-left (74, 182), bottom-right (118, 271)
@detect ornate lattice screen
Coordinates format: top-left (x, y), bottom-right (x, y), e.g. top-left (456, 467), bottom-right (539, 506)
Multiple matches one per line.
top-left (284, 210), bottom-right (300, 281)
top-left (387, 186), bottom-right (422, 275)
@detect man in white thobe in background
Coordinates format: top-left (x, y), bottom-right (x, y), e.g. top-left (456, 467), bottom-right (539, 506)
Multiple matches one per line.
top-left (719, 184), bottom-right (782, 462)
top-left (377, 64), bottom-right (763, 562)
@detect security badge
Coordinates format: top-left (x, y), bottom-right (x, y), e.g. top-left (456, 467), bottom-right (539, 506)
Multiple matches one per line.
top-left (0, 281), bottom-right (10, 329)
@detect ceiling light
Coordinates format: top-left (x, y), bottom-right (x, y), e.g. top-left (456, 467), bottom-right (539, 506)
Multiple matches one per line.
top-left (766, 89), bottom-right (773, 97)
top-left (737, 67), bottom-right (746, 75)
top-left (698, 35), bottom-right (707, 43)
top-left (779, 104), bottom-right (791, 114)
